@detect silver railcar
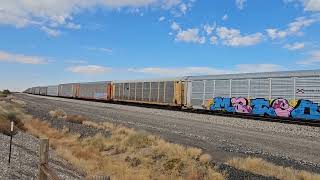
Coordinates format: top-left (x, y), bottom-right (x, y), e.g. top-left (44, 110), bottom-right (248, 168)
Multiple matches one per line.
top-left (184, 70), bottom-right (320, 120)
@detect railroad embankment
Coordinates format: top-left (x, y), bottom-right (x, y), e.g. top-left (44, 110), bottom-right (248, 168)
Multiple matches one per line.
top-left (1, 94), bottom-right (320, 179)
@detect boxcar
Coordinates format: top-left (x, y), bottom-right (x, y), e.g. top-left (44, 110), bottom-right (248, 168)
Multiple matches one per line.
top-left (58, 83), bottom-right (79, 98)
top-left (47, 85), bottom-right (59, 96)
top-left (185, 70), bottom-right (320, 120)
top-left (78, 81), bottom-right (112, 100)
top-left (112, 79), bottom-right (184, 106)
top-left (39, 87), bottom-right (48, 96)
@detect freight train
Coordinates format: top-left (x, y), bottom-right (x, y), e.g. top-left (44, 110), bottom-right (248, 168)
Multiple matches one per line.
top-left (24, 70), bottom-right (320, 121)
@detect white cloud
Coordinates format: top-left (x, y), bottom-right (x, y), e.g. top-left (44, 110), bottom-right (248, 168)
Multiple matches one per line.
top-left (65, 22), bottom-right (81, 29)
top-left (235, 64), bottom-right (286, 73)
top-left (0, 0), bottom-right (189, 35)
top-left (266, 16), bottom-right (317, 40)
top-left (67, 65), bottom-right (111, 74)
top-left (41, 26), bottom-right (61, 37)
top-left (236, 0), bottom-right (247, 10)
top-left (0, 50), bottom-right (48, 64)
top-left (222, 14), bottom-right (228, 21)
top-left (216, 27), bottom-right (263, 47)
top-left (161, 0), bottom-right (182, 9)
top-left (283, 42), bottom-right (305, 50)
top-left (175, 28), bottom-right (206, 44)
top-left (304, 0), bottom-right (320, 11)
top-left (171, 22), bottom-right (181, 31)
top-left (297, 51), bottom-right (320, 65)
top-left (179, 3), bottom-right (188, 14)
top-left (285, 0), bottom-right (320, 11)
top-left (158, 16), bottom-right (166, 21)
top-left (203, 23), bottom-right (216, 35)
top-left (129, 64), bottom-right (285, 76)
top-left (210, 36), bottom-right (218, 45)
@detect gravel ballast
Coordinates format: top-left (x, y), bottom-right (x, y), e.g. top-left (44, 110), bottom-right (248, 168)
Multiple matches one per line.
top-left (17, 94), bottom-right (320, 174)
top-left (0, 131), bottom-right (84, 180)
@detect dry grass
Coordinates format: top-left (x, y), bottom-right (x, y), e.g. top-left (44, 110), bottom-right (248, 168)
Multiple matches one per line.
top-left (10, 98), bottom-right (27, 106)
top-left (0, 101), bottom-right (27, 135)
top-left (23, 119), bottom-right (225, 180)
top-left (66, 115), bottom-right (87, 124)
top-left (49, 108), bottom-right (67, 119)
top-left (228, 157), bottom-right (320, 180)
top-left (49, 108), bottom-right (87, 124)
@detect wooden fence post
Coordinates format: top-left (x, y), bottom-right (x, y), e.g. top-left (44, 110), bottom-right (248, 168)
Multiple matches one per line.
top-left (39, 137), bottom-right (49, 180)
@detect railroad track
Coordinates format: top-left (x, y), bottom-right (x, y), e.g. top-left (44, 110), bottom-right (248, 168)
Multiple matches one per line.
top-left (195, 110), bottom-right (320, 127)
top-left (25, 93), bottom-right (320, 127)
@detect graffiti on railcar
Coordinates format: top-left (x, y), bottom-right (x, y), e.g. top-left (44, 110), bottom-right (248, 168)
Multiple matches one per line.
top-left (207, 97), bottom-right (320, 120)
top-left (271, 98), bottom-right (294, 117)
top-left (210, 97), bottom-right (235, 112)
top-left (232, 97), bottom-right (252, 113)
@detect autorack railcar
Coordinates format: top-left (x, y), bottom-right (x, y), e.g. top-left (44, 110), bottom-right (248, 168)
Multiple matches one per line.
top-left (184, 70), bottom-right (320, 120)
top-left (34, 87), bottom-right (41, 95)
top-left (47, 85), bottom-right (59, 96)
top-left (58, 83), bottom-right (80, 98)
top-left (112, 79), bottom-right (184, 106)
top-left (39, 87), bottom-right (48, 96)
top-left (78, 81), bottom-right (112, 100)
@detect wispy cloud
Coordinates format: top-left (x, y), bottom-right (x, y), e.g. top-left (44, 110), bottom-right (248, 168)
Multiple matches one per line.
top-left (236, 0), bottom-right (247, 10)
top-left (87, 47), bottom-right (113, 54)
top-left (129, 64), bottom-right (285, 76)
top-left (158, 16), bottom-right (166, 22)
top-left (0, 50), bottom-right (48, 64)
top-left (266, 16), bottom-right (318, 40)
top-left (222, 14), bottom-right (228, 21)
top-left (297, 51), bottom-right (320, 65)
top-left (67, 65), bottom-right (111, 74)
top-left (283, 42), bottom-right (305, 50)
top-left (41, 26), bottom-right (61, 37)
top-left (0, 0), bottom-right (192, 36)
top-left (285, 0), bottom-right (320, 11)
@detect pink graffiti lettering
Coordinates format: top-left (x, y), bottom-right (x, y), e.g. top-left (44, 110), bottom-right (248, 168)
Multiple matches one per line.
top-left (271, 98), bottom-right (294, 117)
top-left (231, 97), bottom-right (252, 113)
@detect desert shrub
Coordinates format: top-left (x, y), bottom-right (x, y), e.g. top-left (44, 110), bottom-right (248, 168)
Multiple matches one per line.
top-left (66, 115), bottom-right (87, 124)
top-left (49, 109), bottom-right (67, 119)
top-left (0, 118), bottom-right (12, 136)
top-left (0, 112), bottom-right (25, 136)
top-left (125, 132), bottom-right (154, 149)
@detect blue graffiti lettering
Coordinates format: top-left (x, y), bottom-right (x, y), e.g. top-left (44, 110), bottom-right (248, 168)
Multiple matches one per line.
top-left (251, 98), bottom-right (276, 117)
top-left (291, 100), bottom-right (320, 120)
top-left (210, 97), bottom-right (235, 112)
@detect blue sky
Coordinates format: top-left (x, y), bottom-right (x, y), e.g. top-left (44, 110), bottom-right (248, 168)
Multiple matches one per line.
top-left (0, 0), bottom-right (320, 91)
